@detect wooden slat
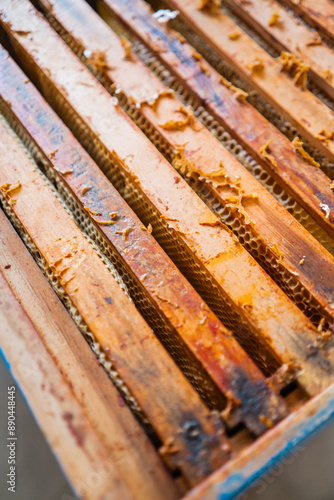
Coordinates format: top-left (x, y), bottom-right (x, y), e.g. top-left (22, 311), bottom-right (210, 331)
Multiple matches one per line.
top-left (0, 271), bottom-right (133, 500)
top-left (0, 119), bottom-right (230, 486)
top-left (183, 381), bottom-right (334, 500)
top-left (96, 0), bottom-right (334, 246)
top-left (0, 48), bottom-right (289, 437)
top-left (0, 208), bottom-right (181, 500)
top-left (280, 0), bottom-right (334, 43)
top-left (165, 0), bottom-right (334, 164)
top-left (34, 0), bottom-right (334, 330)
top-left (223, 0), bottom-right (334, 100)
top-left (1, 0), bottom-right (333, 398)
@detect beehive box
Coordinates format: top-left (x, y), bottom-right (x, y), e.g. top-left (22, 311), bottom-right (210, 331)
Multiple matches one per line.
top-left (0, 0), bottom-right (334, 498)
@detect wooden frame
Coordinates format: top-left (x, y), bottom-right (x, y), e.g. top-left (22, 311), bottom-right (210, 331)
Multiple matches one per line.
top-left (0, 118), bottom-right (230, 486)
top-left (223, 0), bottom-right (334, 100)
top-left (96, 0), bottom-right (334, 243)
top-left (0, 209), bottom-right (179, 500)
top-left (0, 47), bottom-right (289, 437)
top-left (32, 0), bottom-right (334, 330)
top-left (165, 0), bottom-right (334, 163)
top-left (280, 0), bottom-right (334, 44)
top-left (1, 0), bottom-right (333, 400)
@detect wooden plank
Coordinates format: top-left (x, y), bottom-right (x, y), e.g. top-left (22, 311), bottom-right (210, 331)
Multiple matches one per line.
top-left (1, 0), bottom-right (333, 398)
top-left (280, 0), bottom-right (334, 44)
top-left (0, 274), bottom-right (132, 500)
top-left (164, 0), bottom-right (334, 164)
top-left (96, 0), bottom-right (334, 247)
top-left (0, 49), bottom-right (289, 437)
top-left (34, 0), bottom-right (334, 331)
top-left (223, 0), bottom-right (334, 100)
top-left (182, 382), bottom-right (334, 500)
top-left (0, 208), bottom-right (181, 500)
top-left (0, 120), bottom-right (230, 486)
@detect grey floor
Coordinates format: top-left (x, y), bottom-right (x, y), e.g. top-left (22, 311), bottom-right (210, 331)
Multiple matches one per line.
top-left (1, 355), bottom-right (334, 500)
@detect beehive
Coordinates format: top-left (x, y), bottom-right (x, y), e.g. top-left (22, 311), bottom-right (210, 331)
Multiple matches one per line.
top-left (0, 0), bottom-right (333, 498)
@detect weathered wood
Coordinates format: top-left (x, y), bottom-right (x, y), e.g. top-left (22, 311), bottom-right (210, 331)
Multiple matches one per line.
top-left (182, 381), bottom-right (334, 500)
top-left (165, 0), bottom-right (334, 163)
top-left (96, 0), bottom-right (334, 246)
top-left (280, 0), bottom-right (334, 43)
top-left (0, 208), bottom-right (181, 500)
top-left (0, 119), bottom-right (230, 486)
top-left (0, 48), bottom-right (290, 436)
top-left (0, 274), bottom-right (133, 500)
top-left (223, 0), bottom-right (334, 100)
top-left (1, 0), bottom-right (333, 398)
top-left (33, 0), bottom-right (334, 330)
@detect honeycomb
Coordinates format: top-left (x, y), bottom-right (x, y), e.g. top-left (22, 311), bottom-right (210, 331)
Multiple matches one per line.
top-left (34, 14), bottom-right (334, 332)
top-left (16, 61), bottom-right (281, 376)
top-left (0, 101), bottom-right (227, 410)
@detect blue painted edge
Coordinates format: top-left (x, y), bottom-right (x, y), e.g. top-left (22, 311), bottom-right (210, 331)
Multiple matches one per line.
top-left (0, 346), bottom-right (11, 371)
top-left (214, 392), bottom-right (334, 500)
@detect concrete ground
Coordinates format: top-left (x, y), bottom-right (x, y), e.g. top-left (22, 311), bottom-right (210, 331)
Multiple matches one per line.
top-left (1, 355), bottom-right (334, 500)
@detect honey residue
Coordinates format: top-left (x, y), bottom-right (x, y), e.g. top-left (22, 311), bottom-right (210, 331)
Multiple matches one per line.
top-left (159, 106), bottom-right (198, 131)
top-left (173, 148), bottom-right (257, 225)
top-left (228, 31), bottom-right (240, 40)
top-left (306, 31), bottom-right (322, 46)
top-left (133, 89), bottom-right (174, 111)
top-left (219, 76), bottom-right (248, 102)
top-left (317, 129), bottom-right (334, 145)
top-left (198, 0), bottom-right (220, 14)
top-left (269, 10), bottom-right (280, 27)
top-left (246, 57), bottom-right (265, 73)
top-left (85, 49), bottom-right (110, 74)
top-left (0, 181), bottom-right (22, 205)
top-left (120, 35), bottom-right (132, 60)
top-left (278, 51), bottom-right (309, 88)
top-left (323, 69), bottom-right (333, 82)
top-left (259, 140), bottom-right (278, 167)
top-left (291, 137), bottom-right (320, 167)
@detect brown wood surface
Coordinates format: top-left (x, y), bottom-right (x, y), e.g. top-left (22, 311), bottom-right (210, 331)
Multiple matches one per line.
top-left (0, 47), bottom-right (290, 437)
top-left (280, 0), bottom-right (334, 43)
top-left (96, 0), bottom-right (334, 246)
top-left (165, 0), bottom-right (334, 163)
top-left (1, 0), bottom-right (334, 398)
top-left (0, 119), bottom-right (230, 486)
top-left (0, 208), bottom-right (181, 500)
top-left (35, 0), bottom-right (334, 329)
top-left (223, 0), bottom-right (334, 100)
top-left (182, 381), bottom-right (334, 500)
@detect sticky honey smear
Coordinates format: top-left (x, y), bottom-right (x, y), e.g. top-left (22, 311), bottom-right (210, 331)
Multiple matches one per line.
top-left (291, 137), bottom-right (320, 167)
top-left (120, 35), bottom-right (132, 60)
top-left (259, 140), bottom-right (277, 167)
top-left (198, 0), bottom-right (221, 15)
top-left (0, 107), bottom-right (226, 412)
top-left (36, 9), bottom-right (333, 331)
top-left (84, 49), bottom-right (111, 76)
top-left (278, 52), bottom-right (309, 89)
top-left (219, 76), bottom-right (248, 102)
top-left (159, 105), bottom-right (199, 130)
top-left (246, 57), bottom-right (265, 73)
top-left (268, 10), bottom-right (280, 27)
top-left (0, 181), bottom-right (22, 205)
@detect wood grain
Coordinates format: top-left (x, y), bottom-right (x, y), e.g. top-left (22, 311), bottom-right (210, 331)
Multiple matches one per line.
top-left (1, 0), bottom-right (334, 398)
top-left (0, 47), bottom-right (291, 437)
top-left (96, 0), bottom-right (334, 245)
top-left (33, 0), bottom-right (334, 329)
top-left (0, 208), bottom-right (181, 500)
top-left (0, 119), bottom-right (229, 486)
